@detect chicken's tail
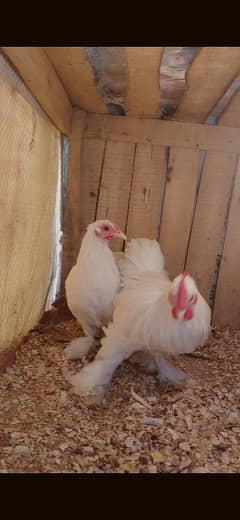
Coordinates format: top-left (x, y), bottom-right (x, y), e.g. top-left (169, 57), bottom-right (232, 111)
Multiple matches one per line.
top-left (114, 238), bottom-right (165, 283)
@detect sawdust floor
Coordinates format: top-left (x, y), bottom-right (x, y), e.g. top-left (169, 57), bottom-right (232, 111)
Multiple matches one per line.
top-left (0, 320), bottom-right (240, 473)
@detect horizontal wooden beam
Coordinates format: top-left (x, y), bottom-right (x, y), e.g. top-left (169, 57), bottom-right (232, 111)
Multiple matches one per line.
top-left (84, 113), bottom-right (240, 153)
top-left (2, 47), bottom-right (72, 135)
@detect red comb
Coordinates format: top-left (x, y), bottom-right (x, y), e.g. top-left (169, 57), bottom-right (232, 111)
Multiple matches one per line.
top-left (176, 273), bottom-right (188, 310)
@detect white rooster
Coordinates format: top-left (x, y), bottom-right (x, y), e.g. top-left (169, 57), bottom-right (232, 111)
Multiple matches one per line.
top-left (64, 219), bottom-right (126, 360)
top-left (68, 238), bottom-right (211, 399)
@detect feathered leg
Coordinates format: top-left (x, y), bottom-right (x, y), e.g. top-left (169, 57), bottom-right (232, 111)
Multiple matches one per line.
top-left (63, 321), bottom-right (102, 360)
top-left (129, 352), bottom-right (158, 373)
top-left (155, 357), bottom-right (187, 386)
top-left (68, 335), bottom-right (136, 399)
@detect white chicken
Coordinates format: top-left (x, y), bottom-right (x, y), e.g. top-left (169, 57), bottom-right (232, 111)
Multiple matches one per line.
top-left (64, 219), bottom-right (126, 360)
top-left (68, 238), bottom-right (211, 399)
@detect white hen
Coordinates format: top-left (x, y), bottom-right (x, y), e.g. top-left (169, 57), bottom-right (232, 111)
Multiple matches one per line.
top-left (64, 219), bottom-right (126, 360)
top-left (69, 238), bottom-right (211, 398)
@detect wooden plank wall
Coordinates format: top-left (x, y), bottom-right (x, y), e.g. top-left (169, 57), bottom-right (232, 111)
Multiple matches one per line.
top-left (0, 73), bottom-right (60, 365)
top-left (2, 47), bottom-right (72, 135)
top-left (64, 111), bottom-right (240, 329)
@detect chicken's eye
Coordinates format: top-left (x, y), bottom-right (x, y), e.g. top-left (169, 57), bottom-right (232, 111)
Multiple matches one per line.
top-left (103, 225), bottom-right (109, 231)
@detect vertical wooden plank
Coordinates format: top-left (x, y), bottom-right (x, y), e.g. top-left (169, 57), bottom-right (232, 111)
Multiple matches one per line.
top-left (61, 109), bottom-right (86, 282)
top-left (96, 140), bottom-right (135, 251)
top-left (126, 144), bottom-right (165, 239)
top-left (62, 133), bottom-right (106, 284)
top-left (0, 74), bottom-right (59, 359)
top-left (126, 47), bottom-right (163, 117)
top-left (185, 151), bottom-right (238, 302)
top-left (160, 148), bottom-right (200, 277)
top-left (79, 137), bottom-right (106, 238)
top-left (213, 158), bottom-right (240, 327)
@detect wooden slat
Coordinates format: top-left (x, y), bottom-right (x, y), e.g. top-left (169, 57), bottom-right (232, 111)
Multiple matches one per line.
top-left (218, 90), bottom-right (240, 127)
top-left (79, 137), bottom-right (106, 231)
top-left (2, 47), bottom-right (72, 135)
top-left (213, 158), bottom-right (240, 327)
top-left (61, 110), bottom-right (86, 282)
top-left (84, 47), bottom-right (127, 111)
top-left (84, 113), bottom-right (240, 153)
top-left (0, 73), bottom-right (60, 356)
top-left (160, 148), bottom-right (200, 277)
top-left (185, 151), bottom-right (238, 302)
top-left (45, 47), bottom-right (107, 114)
top-left (126, 47), bottom-right (163, 117)
top-left (174, 47), bottom-right (240, 123)
top-left (62, 132), bottom-right (106, 283)
top-left (126, 144), bottom-right (165, 239)
top-left (96, 140), bottom-right (135, 251)
top-left (158, 47), bottom-right (199, 119)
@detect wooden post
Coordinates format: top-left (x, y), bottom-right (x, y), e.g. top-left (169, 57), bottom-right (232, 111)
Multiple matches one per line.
top-left (61, 109), bottom-right (86, 286)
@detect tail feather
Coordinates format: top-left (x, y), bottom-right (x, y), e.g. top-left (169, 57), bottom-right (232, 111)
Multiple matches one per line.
top-left (115, 238), bottom-right (165, 283)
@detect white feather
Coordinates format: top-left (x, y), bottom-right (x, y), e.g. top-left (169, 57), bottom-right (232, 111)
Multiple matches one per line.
top-left (115, 238), bottom-right (165, 285)
top-left (64, 220), bottom-right (122, 359)
top-left (68, 238), bottom-right (211, 397)
top-left (108, 238), bottom-right (211, 355)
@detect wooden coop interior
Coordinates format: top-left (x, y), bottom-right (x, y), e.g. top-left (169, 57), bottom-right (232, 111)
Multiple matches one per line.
top-left (1, 46), bottom-right (240, 371)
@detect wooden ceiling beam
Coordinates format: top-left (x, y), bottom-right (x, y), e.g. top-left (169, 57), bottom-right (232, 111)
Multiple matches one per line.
top-left (45, 47), bottom-right (107, 114)
top-left (174, 47), bottom-right (240, 123)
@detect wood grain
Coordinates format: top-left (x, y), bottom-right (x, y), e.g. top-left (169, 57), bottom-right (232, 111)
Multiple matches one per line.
top-left (45, 47), bottom-right (107, 113)
top-left (174, 47), bottom-right (240, 123)
top-left (2, 47), bottom-right (72, 135)
top-left (0, 73), bottom-right (60, 354)
top-left (126, 47), bottom-right (163, 117)
top-left (160, 148), bottom-right (200, 277)
top-left (96, 140), bottom-right (135, 251)
top-left (218, 90), bottom-right (240, 127)
top-left (213, 157), bottom-right (240, 327)
top-left (61, 109), bottom-right (86, 282)
top-left (185, 150), bottom-right (238, 302)
top-left (85, 113), bottom-right (240, 153)
top-left (126, 144), bottom-right (165, 239)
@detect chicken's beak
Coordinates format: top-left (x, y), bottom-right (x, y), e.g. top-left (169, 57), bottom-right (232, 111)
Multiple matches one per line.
top-left (116, 230), bottom-right (127, 240)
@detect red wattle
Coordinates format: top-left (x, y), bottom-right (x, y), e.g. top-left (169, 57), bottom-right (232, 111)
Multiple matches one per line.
top-left (184, 308), bottom-right (193, 320)
top-left (172, 307), bottom-right (178, 320)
